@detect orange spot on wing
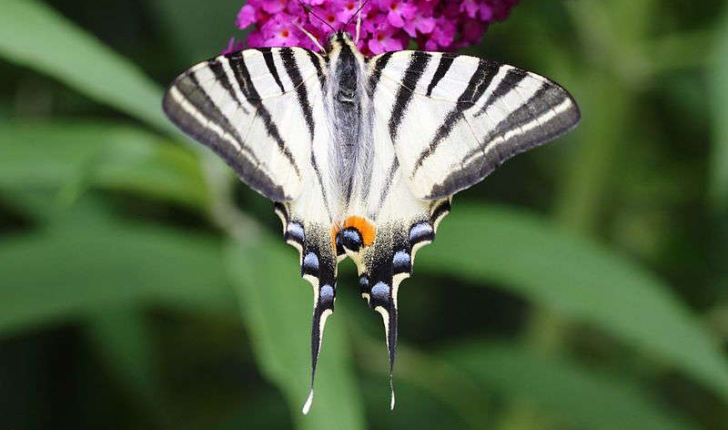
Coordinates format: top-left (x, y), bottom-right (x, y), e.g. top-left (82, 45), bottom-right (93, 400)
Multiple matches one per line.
top-left (344, 216), bottom-right (376, 246)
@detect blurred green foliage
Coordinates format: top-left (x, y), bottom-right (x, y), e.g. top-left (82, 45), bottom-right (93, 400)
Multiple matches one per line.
top-left (0, 0), bottom-right (727, 429)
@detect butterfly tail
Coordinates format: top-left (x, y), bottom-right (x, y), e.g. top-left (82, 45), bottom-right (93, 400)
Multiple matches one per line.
top-left (304, 277), bottom-right (336, 412)
top-left (300, 237), bottom-right (338, 414)
top-left (368, 276), bottom-right (399, 410)
top-left (347, 199), bottom-right (451, 409)
top-left (275, 203), bottom-right (340, 415)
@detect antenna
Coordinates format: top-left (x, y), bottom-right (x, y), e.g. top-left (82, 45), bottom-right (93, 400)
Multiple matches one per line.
top-left (293, 21), bottom-right (326, 53)
top-left (296, 0), bottom-right (336, 34)
top-left (345, 0), bottom-right (371, 43)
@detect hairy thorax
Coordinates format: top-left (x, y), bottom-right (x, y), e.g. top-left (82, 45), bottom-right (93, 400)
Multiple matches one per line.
top-left (326, 35), bottom-right (370, 202)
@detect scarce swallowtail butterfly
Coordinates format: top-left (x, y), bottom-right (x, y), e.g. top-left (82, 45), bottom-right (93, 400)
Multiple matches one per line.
top-left (163, 27), bottom-right (580, 413)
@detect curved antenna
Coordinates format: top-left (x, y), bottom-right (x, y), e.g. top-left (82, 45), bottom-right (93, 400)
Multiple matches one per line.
top-left (355, 0), bottom-right (362, 43)
top-left (293, 21), bottom-right (327, 53)
top-left (296, 0), bottom-right (336, 34)
top-left (345, 0), bottom-right (371, 43)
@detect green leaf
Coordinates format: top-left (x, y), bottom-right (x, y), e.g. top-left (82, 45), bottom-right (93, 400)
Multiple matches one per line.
top-left (225, 238), bottom-right (366, 430)
top-left (710, 10), bottom-right (728, 213)
top-left (85, 307), bottom-right (169, 426)
top-left (0, 0), bottom-right (174, 135)
top-left (443, 343), bottom-right (702, 430)
top-left (147, 0), bottom-right (243, 64)
top-left (418, 204), bottom-right (728, 402)
top-left (0, 122), bottom-right (207, 209)
top-left (0, 217), bottom-right (236, 336)
top-left (353, 331), bottom-right (492, 428)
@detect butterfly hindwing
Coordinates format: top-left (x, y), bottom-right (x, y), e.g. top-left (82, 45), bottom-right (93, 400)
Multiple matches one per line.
top-left (274, 202), bottom-right (341, 413)
top-left (371, 50), bottom-right (581, 200)
top-left (339, 49), bottom-right (579, 406)
top-left (339, 191), bottom-right (450, 409)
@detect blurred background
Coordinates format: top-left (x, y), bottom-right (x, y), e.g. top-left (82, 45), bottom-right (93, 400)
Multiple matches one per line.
top-left (1, 0), bottom-right (728, 429)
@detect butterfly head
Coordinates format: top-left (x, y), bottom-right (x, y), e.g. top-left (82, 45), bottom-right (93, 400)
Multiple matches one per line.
top-left (327, 31), bottom-right (357, 51)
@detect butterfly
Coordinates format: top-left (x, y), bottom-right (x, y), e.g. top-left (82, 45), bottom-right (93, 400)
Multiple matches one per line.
top-left (162, 29), bottom-right (580, 413)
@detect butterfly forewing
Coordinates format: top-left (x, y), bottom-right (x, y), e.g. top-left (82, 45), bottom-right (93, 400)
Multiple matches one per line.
top-left (163, 47), bottom-right (330, 202)
top-left (371, 50), bottom-right (581, 200)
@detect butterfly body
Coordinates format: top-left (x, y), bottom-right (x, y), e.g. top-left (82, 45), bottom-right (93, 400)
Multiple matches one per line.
top-left (163, 30), bottom-right (580, 412)
top-left (326, 32), bottom-right (369, 207)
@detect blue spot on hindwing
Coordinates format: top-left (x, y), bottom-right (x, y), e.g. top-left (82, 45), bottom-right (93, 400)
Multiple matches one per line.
top-left (359, 275), bottom-right (370, 293)
top-left (303, 252), bottom-right (319, 274)
top-left (371, 282), bottom-right (390, 301)
top-left (320, 284), bottom-right (335, 305)
top-left (409, 222), bottom-right (434, 243)
top-left (286, 222), bottom-right (305, 243)
top-left (393, 250), bottom-right (411, 273)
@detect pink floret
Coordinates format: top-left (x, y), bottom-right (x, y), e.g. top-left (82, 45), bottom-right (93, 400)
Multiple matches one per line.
top-left (231, 0), bottom-right (520, 55)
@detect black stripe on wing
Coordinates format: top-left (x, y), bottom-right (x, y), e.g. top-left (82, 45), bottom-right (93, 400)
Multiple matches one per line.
top-left (163, 65), bottom-right (291, 201)
top-left (228, 50), bottom-right (303, 179)
top-left (367, 52), bottom-right (394, 97)
top-left (388, 52), bottom-right (431, 141)
top-left (425, 54), bottom-right (455, 96)
top-left (427, 80), bottom-right (580, 199)
top-left (207, 60), bottom-right (250, 115)
top-left (411, 59), bottom-right (500, 177)
top-left (163, 48), bottom-right (328, 202)
top-left (281, 48), bottom-right (316, 141)
top-left (305, 50), bottom-right (327, 91)
top-left (472, 67), bottom-right (529, 118)
top-left (256, 47), bottom-right (286, 93)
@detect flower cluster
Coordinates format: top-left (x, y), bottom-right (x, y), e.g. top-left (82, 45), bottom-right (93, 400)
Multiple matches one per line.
top-left (230, 0), bottom-right (519, 56)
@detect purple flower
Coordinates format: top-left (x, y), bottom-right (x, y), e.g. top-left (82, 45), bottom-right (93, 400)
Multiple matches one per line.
top-left (379, 0), bottom-right (416, 28)
top-left (335, 1), bottom-right (360, 23)
top-left (222, 37), bottom-right (245, 54)
top-left (368, 22), bottom-right (407, 53)
top-left (261, 0), bottom-right (287, 14)
top-left (231, 0), bottom-right (520, 55)
top-left (422, 18), bottom-right (456, 51)
top-left (403, 14), bottom-right (436, 38)
top-left (236, 5), bottom-right (257, 28)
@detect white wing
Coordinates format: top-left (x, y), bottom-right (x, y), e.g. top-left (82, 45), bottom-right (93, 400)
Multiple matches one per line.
top-left (163, 47), bottom-right (330, 203)
top-left (164, 48), bottom-right (344, 410)
top-left (339, 51), bottom-right (580, 407)
top-left (371, 50), bottom-right (581, 200)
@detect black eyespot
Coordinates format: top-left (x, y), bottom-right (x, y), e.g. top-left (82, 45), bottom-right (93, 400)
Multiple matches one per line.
top-left (359, 275), bottom-right (370, 294)
top-left (341, 227), bottom-right (363, 252)
top-left (335, 231), bottom-right (345, 256)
